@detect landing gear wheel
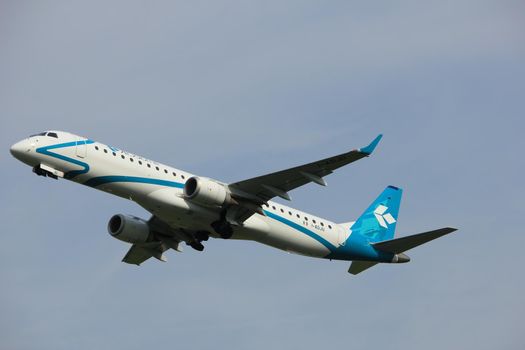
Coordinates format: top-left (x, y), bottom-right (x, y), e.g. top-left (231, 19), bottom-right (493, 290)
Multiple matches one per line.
top-left (195, 231), bottom-right (210, 242)
top-left (189, 241), bottom-right (205, 251)
top-left (211, 220), bottom-right (233, 239)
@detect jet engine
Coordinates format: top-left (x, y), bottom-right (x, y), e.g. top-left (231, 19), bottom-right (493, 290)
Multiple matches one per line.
top-left (183, 177), bottom-right (234, 207)
top-left (107, 214), bottom-right (152, 244)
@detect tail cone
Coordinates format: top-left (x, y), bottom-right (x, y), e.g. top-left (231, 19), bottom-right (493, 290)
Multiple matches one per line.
top-left (392, 253), bottom-right (410, 263)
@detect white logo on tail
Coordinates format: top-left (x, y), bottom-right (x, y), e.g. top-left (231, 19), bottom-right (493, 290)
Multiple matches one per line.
top-left (374, 205), bottom-right (396, 228)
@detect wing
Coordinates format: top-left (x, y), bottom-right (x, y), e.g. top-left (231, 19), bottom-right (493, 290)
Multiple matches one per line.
top-left (226, 135), bottom-right (383, 223)
top-left (121, 216), bottom-right (185, 265)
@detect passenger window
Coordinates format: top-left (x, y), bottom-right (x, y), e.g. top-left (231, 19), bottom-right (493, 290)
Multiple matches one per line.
top-left (288, 211), bottom-right (292, 215)
top-left (130, 158), bottom-right (134, 162)
top-left (272, 206), bottom-right (276, 210)
top-left (320, 222), bottom-right (324, 227)
top-left (296, 214), bottom-right (300, 218)
top-left (172, 172), bottom-right (176, 177)
top-left (304, 217), bottom-right (308, 221)
top-left (95, 146), bottom-right (99, 150)
top-left (181, 175), bottom-right (185, 179)
top-left (121, 155), bottom-right (125, 159)
top-left (328, 225), bottom-right (332, 229)
top-left (164, 169), bottom-right (168, 174)
top-left (155, 166), bottom-right (159, 171)
top-left (138, 160), bottom-right (142, 165)
top-left (147, 164), bottom-right (151, 168)
top-left (312, 219), bottom-right (316, 224)
top-left (104, 149), bottom-right (108, 153)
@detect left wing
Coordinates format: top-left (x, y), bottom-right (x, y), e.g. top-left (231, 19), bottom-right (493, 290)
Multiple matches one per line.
top-left (226, 134), bottom-right (383, 223)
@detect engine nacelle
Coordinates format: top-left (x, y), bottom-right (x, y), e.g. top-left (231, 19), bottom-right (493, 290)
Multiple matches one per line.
top-left (107, 214), bottom-right (152, 244)
top-left (183, 176), bottom-right (233, 207)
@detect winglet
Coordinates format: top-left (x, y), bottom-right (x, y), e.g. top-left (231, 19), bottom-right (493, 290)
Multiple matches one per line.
top-left (359, 134), bottom-right (383, 155)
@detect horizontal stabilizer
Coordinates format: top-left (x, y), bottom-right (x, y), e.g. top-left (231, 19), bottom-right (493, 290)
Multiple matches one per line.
top-left (348, 261), bottom-right (378, 275)
top-left (372, 227), bottom-right (457, 254)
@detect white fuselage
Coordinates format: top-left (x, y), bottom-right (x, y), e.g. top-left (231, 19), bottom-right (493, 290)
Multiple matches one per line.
top-left (10, 131), bottom-right (351, 259)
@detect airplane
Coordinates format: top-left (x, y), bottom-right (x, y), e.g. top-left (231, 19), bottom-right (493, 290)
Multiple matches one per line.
top-left (10, 131), bottom-right (457, 275)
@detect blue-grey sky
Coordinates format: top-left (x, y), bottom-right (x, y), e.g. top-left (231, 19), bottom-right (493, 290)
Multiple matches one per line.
top-left (1, 1), bottom-right (524, 349)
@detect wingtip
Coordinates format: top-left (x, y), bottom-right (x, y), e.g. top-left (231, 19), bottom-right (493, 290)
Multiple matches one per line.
top-left (359, 134), bottom-right (383, 155)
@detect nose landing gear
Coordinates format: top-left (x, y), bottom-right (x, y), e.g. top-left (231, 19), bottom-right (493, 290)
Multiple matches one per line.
top-left (33, 165), bottom-right (58, 180)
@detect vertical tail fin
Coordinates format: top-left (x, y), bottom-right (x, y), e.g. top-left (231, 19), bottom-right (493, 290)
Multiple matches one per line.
top-left (352, 186), bottom-right (402, 242)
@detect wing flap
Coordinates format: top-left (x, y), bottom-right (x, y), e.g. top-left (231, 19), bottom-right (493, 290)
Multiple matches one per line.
top-left (122, 242), bottom-right (169, 265)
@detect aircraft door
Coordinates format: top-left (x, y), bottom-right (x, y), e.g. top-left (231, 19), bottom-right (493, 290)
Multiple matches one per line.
top-left (76, 139), bottom-right (87, 158)
top-left (337, 226), bottom-right (348, 246)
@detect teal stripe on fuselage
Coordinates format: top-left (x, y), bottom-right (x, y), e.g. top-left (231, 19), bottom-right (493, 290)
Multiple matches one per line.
top-left (264, 210), bottom-right (395, 262)
top-left (36, 140), bottom-right (94, 179)
top-left (84, 176), bottom-right (184, 188)
top-left (263, 210), bottom-right (337, 252)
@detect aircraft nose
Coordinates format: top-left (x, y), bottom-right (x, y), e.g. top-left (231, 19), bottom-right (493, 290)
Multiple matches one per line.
top-left (10, 140), bottom-right (28, 159)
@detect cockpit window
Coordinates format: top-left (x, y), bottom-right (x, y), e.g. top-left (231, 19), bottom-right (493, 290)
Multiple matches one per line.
top-left (29, 131), bottom-right (59, 138)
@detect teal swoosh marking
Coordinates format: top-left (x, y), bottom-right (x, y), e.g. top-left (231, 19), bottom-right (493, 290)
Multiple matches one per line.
top-left (263, 210), bottom-right (337, 252)
top-left (36, 140), bottom-right (94, 179)
top-left (84, 176), bottom-right (184, 188)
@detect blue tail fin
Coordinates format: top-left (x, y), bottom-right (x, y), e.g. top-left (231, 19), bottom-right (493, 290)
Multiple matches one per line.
top-left (352, 186), bottom-right (403, 242)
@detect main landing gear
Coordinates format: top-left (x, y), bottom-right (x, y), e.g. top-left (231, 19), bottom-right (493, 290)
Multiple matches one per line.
top-left (211, 219), bottom-right (233, 239)
top-left (187, 213), bottom-right (234, 252)
top-left (187, 231), bottom-right (209, 252)
top-left (189, 241), bottom-right (205, 251)
top-left (210, 210), bottom-right (235, 239)
top-left (195, 231), bottom-right (210, 242)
